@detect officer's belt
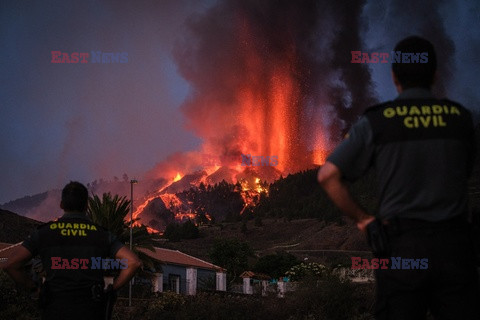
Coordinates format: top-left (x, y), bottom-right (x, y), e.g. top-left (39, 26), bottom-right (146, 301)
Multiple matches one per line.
top-left (47, 284), bottom-right (104, 300)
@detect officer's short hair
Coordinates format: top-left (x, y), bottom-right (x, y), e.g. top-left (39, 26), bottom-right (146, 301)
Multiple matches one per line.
top-left (61, 181), bottom-right (88, 212)
top-left (392, 36), bottom-right (437, 89)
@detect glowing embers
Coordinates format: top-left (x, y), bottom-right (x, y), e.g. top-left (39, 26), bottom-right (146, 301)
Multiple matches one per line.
top-left (160, 193), bottom-right (183, 211)
top-left (173, 173), bottom-right (182, 182)
top-left (238, 177), bottom-right (268, 215)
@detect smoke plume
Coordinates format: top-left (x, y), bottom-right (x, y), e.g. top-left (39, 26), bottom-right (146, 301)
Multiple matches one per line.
top-left (150, 0), bottom-right (377, 177)
top-left (363, 0), bottom-right (456, 98)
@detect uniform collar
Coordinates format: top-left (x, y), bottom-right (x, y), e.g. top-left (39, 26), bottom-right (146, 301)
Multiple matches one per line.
top-left (61, 211), bottom-right (90, 220)
top-left (395, 87), bottom-right (434, 100)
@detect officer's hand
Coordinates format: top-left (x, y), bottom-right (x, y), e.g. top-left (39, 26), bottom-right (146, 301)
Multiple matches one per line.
top-left (357, 216), bottom-right (375, 233)
top-left (29, 284), bottom-right (40, 300)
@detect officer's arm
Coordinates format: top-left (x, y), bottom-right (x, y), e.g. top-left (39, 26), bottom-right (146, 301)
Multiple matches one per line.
top-left (112, 246), bottom-right (142, 291)
top-left (3, 245), bottom-right (37, 290)
top-left (318, 161), bottom-right (374, 231)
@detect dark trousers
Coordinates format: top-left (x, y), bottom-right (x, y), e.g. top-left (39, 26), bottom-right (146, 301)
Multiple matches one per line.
top-left (375, 219), bottom-right (480, 320)
top-left (41, 295), bottom-right (104, 320)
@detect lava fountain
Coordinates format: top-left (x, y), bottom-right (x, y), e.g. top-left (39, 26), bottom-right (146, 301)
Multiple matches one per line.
top-left (134, 0), bottom-right (377, 231)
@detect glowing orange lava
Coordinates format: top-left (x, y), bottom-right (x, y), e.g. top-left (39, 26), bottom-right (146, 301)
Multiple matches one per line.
top-left (160, 193), bottom-right (183, 211)
top-left (173, 173), bottom-right (182, 182)
top-left (130, 13), bottom-right (333, 231)
top-left (238, 176), bottom-right (267, 214)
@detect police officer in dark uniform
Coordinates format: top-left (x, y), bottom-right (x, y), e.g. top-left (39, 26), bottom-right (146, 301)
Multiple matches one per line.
top-left (3, 181), bottom-right (142, 320)
top-left (318, 36), bottom-right (479, 319)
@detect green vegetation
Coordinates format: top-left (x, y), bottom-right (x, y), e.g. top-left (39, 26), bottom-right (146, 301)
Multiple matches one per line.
top-left (177, 181), bottom-right (245, 222)
top-left (0, 267), bottom-right (375, 320)
top-left (285, 262), bottom-right (328, 281)
top-left (112, 269), bottom-right (374, 320)
top-left (209, 239), bottom-right (254, 284)
top-left (0, 270), bottom-right (40, 320)
top-left (252, 252), bottom-right (299, 279)
top-left (175, 168), bottom-right (378, 225)
top-left (251, 169), bottom-right (377, 223)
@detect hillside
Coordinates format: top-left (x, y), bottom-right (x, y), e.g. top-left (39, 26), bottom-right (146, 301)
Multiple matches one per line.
top-left (162, 218), bottom-right (371, 266)
top-left (0, 206), bottom-right (368, 268)
top-left (1, 191), bottom-right (54, 215)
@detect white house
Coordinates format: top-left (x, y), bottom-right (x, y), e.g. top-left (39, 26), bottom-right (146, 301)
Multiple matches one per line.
top-left (139, 247), bottom-right (227, 295)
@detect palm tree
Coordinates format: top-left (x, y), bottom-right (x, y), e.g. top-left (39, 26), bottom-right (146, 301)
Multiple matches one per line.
top-left (87, 193), bottom-right (162, 271)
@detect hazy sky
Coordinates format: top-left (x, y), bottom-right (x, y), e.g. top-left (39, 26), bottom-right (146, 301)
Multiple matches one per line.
top-left (1, 0), bottom-right (479, 204)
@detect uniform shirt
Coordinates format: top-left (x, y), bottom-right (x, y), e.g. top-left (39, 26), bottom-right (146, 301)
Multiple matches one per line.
top-left (327, 88), bottom-right (476, 221)
top-left (22, 212), bottom-right (124, 294)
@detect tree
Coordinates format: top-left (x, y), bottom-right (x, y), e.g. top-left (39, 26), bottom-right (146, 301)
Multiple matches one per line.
top-left (253, 252), bottom-right (299, 279)
top-left (164, 223), bottom-right (182, 242)
top-left (181, 219), bottom-right (200, 239)
top-left (87, 193), bottom-right (161, 271)
top-left (209, 239), bottom-right (254, 284)
top-left (163, 220), bottom-right (200, 242)
top-left (177, 180), bottom-right (244, 222)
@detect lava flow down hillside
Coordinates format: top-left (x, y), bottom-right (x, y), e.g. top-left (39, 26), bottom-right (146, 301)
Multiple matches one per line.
top-left (133, 0), bottom-right (377, 231)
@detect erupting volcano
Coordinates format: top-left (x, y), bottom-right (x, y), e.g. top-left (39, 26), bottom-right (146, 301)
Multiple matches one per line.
top-left (133, 0), bottom-right (376, 231)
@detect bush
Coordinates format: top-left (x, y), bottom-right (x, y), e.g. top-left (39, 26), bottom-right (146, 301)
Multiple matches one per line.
top-left (0, 270), bottom-right (40, 320)
top-left (143, 292), bottom-right (186, 319)
top-left (209, 239), bottom-right (254, 284)
top-left (285, 274), bottom-right (368, 320)
top-left (253, 252), bottom-right (299, 279)
top-left (132, 274), bottom-right (374, 320)
top-left (285, 262), bottom-right (328, 281)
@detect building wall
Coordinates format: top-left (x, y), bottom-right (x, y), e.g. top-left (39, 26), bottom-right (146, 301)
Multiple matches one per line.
top-left (161, 264), bottom-right (217, 294)
top-left (162, 264), bottom-right (187, 294)
top-left (197, 268), bottom-right (217, 290)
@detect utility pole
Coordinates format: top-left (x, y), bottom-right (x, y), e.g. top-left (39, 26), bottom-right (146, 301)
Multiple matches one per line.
top-left (129, 179), bottom-right (138, 307)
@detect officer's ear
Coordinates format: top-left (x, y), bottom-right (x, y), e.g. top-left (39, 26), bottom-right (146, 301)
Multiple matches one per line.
top-left (60, 201), bottom-right (64, 210)
top-left (391, 71), bottom-right (403, 93)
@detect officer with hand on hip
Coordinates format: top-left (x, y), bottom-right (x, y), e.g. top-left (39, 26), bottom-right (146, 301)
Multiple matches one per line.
top-left (3, 181), bottom-right (142, 320)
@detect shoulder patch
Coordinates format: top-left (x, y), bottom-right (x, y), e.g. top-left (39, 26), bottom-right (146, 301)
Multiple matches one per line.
top-left (364, 98), bottom-right (473, 144)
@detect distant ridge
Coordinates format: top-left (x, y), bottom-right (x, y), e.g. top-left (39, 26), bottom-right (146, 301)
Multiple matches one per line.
top-left (1, 191), bottom-right (52, 214)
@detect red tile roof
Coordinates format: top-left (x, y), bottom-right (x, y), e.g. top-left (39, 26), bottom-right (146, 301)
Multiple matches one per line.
top-left (139, 247), bottom-right (225, 272)
top-left (240, 271), bottom-right (270, 280)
